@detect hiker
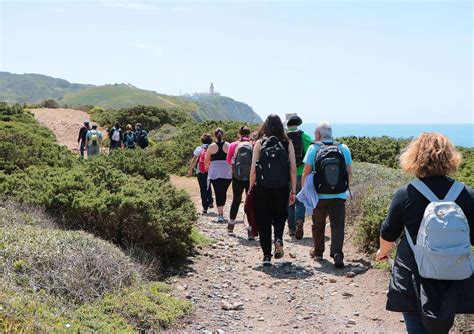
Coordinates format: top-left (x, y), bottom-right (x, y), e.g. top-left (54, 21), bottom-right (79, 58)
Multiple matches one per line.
top-left (376, 133), bottom-right (473, 334)
top-left (108, 122), bottom-right (123, 150)
top-left (188, 133), bottom-right (214, 214)
top-left (226, 125), bottom-right (253, 234)
top-left (85, 124), bottom-right (103, 157)
top-left (205, 128), bottom-right (232, 223)
top-left (134, 123), bottom-right (149, 149)
top-left (77, 120), bottom-right (90, 157)
top-left (123, 124), bottom-right (136, 149)
top-left (302, 122), bottom-right (352, 268)
top-left (249, 114), bottom-right (297, 266)
top-left (286, 115), bottom-right (313, 239)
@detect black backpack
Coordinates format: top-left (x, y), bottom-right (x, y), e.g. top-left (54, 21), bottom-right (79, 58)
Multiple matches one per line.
top-left (232, 143), bottom-right (253, 181)
top-left (256, 136), bottom-right (290, 189)
top-left (313, 141), bottom-right (348, 194)
top-left (287, 130), bottom-right (304, 166)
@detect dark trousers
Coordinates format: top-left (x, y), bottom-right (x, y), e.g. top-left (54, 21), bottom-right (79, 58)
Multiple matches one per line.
top-left (197, 173), bottom-right (213, 210)
top-left (230, 177), bottom-right (249, 220)
top-left (311, 198), bottom-right (346, 258)
top-left (255, 185), bottom-right (289, 257)
top-left (210, 178), bottom-right (232, 207)
top-left (110, 141), bottom-right (121, 150)
top-left (79, 141), bottom-right (86, 157)
top-left (402, 313), bottom-right (430, 334)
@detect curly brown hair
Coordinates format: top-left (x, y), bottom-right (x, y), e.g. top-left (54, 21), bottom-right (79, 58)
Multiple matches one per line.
top-left (400, 132), bottom-right (462, 178)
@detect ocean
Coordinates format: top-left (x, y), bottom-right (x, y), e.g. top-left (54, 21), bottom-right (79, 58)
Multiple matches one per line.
top-left (299, 123), bottom-right (474, 148)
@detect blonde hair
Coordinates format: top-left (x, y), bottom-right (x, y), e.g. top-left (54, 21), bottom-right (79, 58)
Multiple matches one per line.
top-left (126, 124), bottom-right (133, 131)
top-left (400, 132), bottom-right (462, 178)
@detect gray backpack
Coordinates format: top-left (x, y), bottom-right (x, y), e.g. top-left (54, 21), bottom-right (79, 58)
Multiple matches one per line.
top-left (406, 179), bottom-right (473, 280)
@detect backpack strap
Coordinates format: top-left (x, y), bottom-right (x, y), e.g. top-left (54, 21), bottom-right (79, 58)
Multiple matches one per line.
top-left (410, 179), bottom-right (440, 202)
top-left (443, 181), bottom-right (465, 202)
top-left (404, 226), bottom-right (416, 250)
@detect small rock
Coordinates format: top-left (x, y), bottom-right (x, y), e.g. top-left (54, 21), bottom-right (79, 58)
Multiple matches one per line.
top-left (221, 301), bottom-right (234, 310)
top-left (289, 252), bottom-right (297, 258)
top-left (342, 291), bottom-right (354, 298)
top-left (329, 278), bottom-right (337, 283)
top-left (345, 271), bottom-right (356, 278)
top-left (258, 316), bottom-right (265, 321)
top-left (348, 319), bottom-right (356, 325)
top-left (233, 302), bottom-right (244, 310)
top-left (354, 311), bottom-right (360, 316)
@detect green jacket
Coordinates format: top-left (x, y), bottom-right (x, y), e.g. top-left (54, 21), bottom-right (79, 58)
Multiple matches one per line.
top-left (288, 127), bottom-right (313, 176)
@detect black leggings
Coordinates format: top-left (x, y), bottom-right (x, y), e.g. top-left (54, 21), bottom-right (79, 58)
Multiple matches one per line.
top-left (197, 173), bottom-right (213, 210)
top-left (230, 177), bottom-right (249, 220)
top-left (255, 185), bottom-right (289, 257)
top-left (210, 178), bottom-right (232, 207)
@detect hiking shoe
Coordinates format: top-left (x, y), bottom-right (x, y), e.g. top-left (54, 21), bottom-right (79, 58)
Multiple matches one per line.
top-left (310, 249), bottom-right (323, 261)
top-left (274, 240), bottom-right (284, 259)
top-left (288, 229), bottom-right (296, 237)
top-left (202, 209), bottom-right (208, 215)
top-left (217, 215), bottom-right (225, 223)
top-left (227, 223), bottom-right (235, 235)
top-left (262, 255), bottom-right (272, 267)
top-left (295, 220), bottom-right (304, 240)
top-left (334, 253), bottom-right (344, 269)
top-left (247, 229), bottom-right (256, 241)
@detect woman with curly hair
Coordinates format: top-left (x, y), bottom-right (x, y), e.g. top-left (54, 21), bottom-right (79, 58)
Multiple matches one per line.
top-left (376, 133), bottom-right (474, 334)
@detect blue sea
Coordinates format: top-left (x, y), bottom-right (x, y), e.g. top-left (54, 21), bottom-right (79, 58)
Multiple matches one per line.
top-left (299, 124), bottom-right (474, 148)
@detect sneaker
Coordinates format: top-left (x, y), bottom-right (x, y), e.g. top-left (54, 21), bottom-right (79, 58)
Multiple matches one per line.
top-left (247, 229), bottom-right (256, 241)
top-left (202, 209), bottom-right (208, 215)
top-left (217, 215), bottom-right (225, 223)
top-left (310, 249), bottom-right (323, 261)
top-left (295, 220), bottom-right (304, 240)
top-left (227, 223), bottom-right (235, 234)
top-left (288, 229), bottom-right (296, 237)
top-left (333, 253), bottom-right (344, 269)
top-left (274, 240), bottom-right (284, 259)
top-left (262, 255), bottom-right (272, 267)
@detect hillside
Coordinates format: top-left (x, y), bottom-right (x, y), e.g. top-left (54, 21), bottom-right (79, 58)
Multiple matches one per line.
top-left (0, 71), bottom-right (90, 104)
top-left (0, 72), bottom-right (262, 123)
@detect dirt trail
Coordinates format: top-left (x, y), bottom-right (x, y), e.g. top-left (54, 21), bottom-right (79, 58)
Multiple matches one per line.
top-left (32, 109), bottom-right (405, 332)
top-left (169, 176), bottom-right (405, 333)
top-left (30, 108), bottom-right (103, 154)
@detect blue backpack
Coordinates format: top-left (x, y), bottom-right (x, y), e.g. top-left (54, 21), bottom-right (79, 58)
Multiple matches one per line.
top-left (406, 179), bottom-right (473, 280)
top-left (124, 132), bottom-right (135, 148)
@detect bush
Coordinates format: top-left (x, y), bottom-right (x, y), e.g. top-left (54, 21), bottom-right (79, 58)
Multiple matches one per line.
top-left (0, 102), bottom-right (36, 123)
top-left (40, 99), bottom-right (60, 109)
top-left (91, 105), bottom-right (191, 131)
top-left (0, 164), bottom-right (197, 264)
top-left (153, 120), bottom-right (258, 175)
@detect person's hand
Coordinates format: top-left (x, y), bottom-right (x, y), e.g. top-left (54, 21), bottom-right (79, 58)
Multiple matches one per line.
top-left (289, 192), bottom-right (296, 205)
top-left (187, 170), bottom-right (193, 177)
top-left (375, 249), bottom-right (389, 261)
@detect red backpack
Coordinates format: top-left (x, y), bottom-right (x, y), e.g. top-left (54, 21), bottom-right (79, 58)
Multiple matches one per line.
top-left (198, 147), bottom-right (208, 173)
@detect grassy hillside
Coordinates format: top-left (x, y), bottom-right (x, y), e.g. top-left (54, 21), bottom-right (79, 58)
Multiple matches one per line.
top-left (0, 71), bottom-right (90, 104)
top-left (190, 95), bottom-right (262, 123)
top-left (62, 84), bottom-right (198, 112)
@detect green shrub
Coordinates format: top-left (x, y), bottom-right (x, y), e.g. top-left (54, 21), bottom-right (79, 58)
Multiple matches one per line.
top-left (87, 148), bottom-right (169, 180)
top-left (153, 120), bottom-right (258, 175)
top-left (40, 99), bottom-right (60, 109)
top-left (0, 164), bottom-right (197, 264)
top-left (0, 102), bottom-right (35, 123)
top-left (91, 105), bottom-right (191, 131)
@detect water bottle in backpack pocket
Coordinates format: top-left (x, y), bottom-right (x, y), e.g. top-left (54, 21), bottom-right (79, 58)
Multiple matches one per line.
top-left (406, 179), bottom-right (473, 280)
top-left (232, 143), bottom-right (252, 181)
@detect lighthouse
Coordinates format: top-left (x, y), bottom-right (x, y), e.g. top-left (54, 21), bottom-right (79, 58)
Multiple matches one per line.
top-left (210, 83), bottom-right (215, 95)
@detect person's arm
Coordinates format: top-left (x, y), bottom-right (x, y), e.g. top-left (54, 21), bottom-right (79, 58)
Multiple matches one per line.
top-left (301, 144), bottom-right (315, 188)
top-left (188, 156), bottom-right (198, 177)
top-left (249, 140), bottom-right (261, 191)
top-left (343, 145), bottom-right (353, 185)
top-left (78, 128), bottom-right (83, 143)
top-left (376, 188), bottom-right (406, 260)
top-left (288, 142), bottom-right (297, 205)
top-left (347, 165), bottom-right (353, 186)
top-left (302, 164), bottom-right (312, 188)
top-left (205, 144), bottom-right (215, 170)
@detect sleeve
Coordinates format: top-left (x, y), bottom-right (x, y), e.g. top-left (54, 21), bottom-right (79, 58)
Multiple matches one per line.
top-left (303, 132), bottom-right (313, 152)
top-left (250, 140), bottom-right (262, 173)
top-left (85, 131), bottom-right (90, 140)
top-left (466, 186), bottom-right (474, 245)
top-left (193, 146), bottom-right (202, 157)
top-left (303, 144), bottom-right (315, 166)
top-left (380, 188), bottom-right (407, 242)
top-left (342, 144), bottom-right (352, 166)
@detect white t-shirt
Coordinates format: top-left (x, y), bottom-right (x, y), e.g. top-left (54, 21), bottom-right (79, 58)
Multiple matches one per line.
top-left (193, 145), bottom-right (205, 174)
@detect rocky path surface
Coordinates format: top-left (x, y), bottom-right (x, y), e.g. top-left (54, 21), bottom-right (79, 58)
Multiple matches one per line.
top-left (168, 176), bottom-right (405, 333)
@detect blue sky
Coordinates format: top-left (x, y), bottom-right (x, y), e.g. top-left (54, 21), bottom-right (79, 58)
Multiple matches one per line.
top-left (1, 0), bottom-right (472, 123)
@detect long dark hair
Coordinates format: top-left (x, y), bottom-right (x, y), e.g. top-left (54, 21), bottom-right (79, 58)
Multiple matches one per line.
top-left (214, 128), bottom-right (224, 142)
top-left (257, 114), bottom-right (288, 141)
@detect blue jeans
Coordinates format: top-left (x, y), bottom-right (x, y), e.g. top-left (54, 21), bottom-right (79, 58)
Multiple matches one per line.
top-left (403, 313), bottom-right (430, 334)
top-left (287, 175), bottom-right (305, 231)
top-left (79, 141), bottom-right (86, 157)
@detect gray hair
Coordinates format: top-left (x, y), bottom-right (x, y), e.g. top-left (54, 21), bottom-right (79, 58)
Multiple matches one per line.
top-left (315, 122), bottom-right (332, 139)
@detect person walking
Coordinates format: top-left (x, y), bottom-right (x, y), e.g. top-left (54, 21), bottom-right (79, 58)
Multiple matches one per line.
top-left (134, 123), bottom-right (149, 149)
top-left (249, 114), bottom-right (297, 266)
top-left (286, 115), bottom-right (313, 239)
top-left (302, 122), bottom-right (352, 268)
top-left (123, 124), bottom-right (136, 149)
top-left (109, 122), bottom-right (123, 150)
top-left (376, 133), bottom-right (473, 334)
top-left (77, 120), bottom-right (90, 157)
top-left (188, 133), bottom-right (214, 214)
top-left (205, 128), bottom-right (232, 223)
top-left (227, 125), bottom-right (253, 234)
top-left (85, 124), bottom-right (103, 157)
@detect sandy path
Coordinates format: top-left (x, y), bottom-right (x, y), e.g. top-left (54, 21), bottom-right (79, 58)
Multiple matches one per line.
top-left (169, 176), bottom-right (405, 333)
top-left (30, 108), bottom-right (101, 154)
